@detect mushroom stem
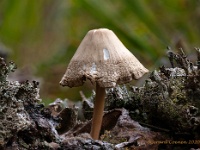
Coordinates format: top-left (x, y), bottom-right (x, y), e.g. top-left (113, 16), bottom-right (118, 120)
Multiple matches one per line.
top-left (90, 84), bottom-right (106, 140)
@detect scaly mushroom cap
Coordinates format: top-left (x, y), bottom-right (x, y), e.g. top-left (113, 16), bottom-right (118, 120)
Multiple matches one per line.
top-left (60, 28), bottom-right (148, 88)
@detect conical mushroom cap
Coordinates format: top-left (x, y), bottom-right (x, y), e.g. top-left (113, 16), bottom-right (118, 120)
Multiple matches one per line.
top-left (60, 28), bottom-right (148, 88)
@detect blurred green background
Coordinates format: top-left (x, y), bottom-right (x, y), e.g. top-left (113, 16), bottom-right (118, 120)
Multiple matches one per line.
top-left (0, 0), bottom-right (200, 103)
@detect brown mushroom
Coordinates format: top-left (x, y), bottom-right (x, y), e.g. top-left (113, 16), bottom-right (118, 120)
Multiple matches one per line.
top-left (60, 28), bottom-right (148, 140)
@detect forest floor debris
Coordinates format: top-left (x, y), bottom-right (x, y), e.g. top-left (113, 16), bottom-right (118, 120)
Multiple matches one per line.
top-left (0, 48), bottom-right (200, 149)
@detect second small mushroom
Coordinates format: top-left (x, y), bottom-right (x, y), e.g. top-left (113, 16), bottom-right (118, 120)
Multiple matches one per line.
top-left (60, 28), bottom-right (148, 140)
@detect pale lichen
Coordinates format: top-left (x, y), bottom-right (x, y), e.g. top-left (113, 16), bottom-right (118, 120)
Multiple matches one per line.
top-left (0, 58), bottom-right (59, 149)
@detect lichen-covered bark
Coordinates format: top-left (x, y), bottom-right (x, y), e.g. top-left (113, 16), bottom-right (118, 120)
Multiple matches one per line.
top-left (0, 57), bottom-right (114, 149)
top-left (0, 58), bottom-right (60, 149)
top-left (1, 48), bottom-right (200, 150)
top-left (135, 49), bottom-right (200, 138)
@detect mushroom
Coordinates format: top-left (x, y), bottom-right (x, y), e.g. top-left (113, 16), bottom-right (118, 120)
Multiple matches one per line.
top-left (60, 28), bottom-right (148, 140)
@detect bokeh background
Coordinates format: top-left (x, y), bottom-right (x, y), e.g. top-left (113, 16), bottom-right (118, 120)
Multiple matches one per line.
top-left (0, 0), bottom-right (200, 104)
